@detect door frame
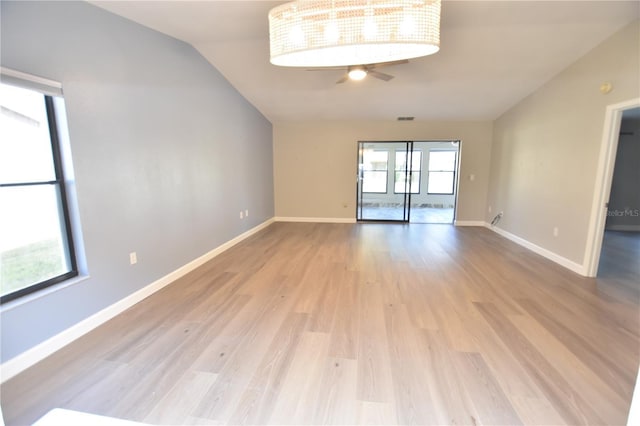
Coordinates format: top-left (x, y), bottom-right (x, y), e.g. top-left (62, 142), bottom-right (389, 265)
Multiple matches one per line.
top-left (418, 140), bottom-right (461, 225)
top-left (584, 97), bottom-right (640, 277)
top-left (356, 140), bottom-right (461, 224)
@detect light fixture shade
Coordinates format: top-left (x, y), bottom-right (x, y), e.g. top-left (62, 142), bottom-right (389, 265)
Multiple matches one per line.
top-left (269, 0), bottom-right (441, 67)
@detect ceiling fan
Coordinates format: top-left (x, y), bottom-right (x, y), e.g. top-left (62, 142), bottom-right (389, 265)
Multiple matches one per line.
top-left (307, 59), bottom-right (409, 84)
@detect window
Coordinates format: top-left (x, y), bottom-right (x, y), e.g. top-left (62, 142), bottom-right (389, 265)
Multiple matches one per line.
top-left (362, 150), bottom-right (388, 193)
top-left (394, 150), bottom-right (422, 193)
top-left (427, 150), bottom-right (457, 194)
top-left (0, 82), bottom-right (77, 303)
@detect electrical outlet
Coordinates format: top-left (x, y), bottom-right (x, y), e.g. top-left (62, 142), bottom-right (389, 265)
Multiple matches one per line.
top-left (553, 227), bottom-right (559, 237)
top-left (240, 211), bottom-right (244, 219)
top-left (130, 252), bottom-right (137, 265)
top-left (245, 209), bottom-right (249, 217)
top-left (488, 205), bottom-right (492, 213)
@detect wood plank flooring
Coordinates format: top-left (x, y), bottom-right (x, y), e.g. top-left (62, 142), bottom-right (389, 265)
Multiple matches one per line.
top-left (1, 223), bottom-right (638, 425)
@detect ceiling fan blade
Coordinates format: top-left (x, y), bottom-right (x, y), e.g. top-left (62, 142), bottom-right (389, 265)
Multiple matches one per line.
top-left (335, 74), bottom-right (349, 84)
top-left (368, 70), bottom-right (394, 81)
top-left (368, 59), bottom-right (409, 69)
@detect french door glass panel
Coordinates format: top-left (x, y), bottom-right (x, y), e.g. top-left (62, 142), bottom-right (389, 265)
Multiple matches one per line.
top-left (357, 141), bottom-right (412, 222)
top-left (395, 151), bottom-right (421, 193)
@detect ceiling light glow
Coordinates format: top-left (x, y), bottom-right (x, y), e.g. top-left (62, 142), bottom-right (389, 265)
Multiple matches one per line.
top-left (348, 68), bottom-right (368, 80)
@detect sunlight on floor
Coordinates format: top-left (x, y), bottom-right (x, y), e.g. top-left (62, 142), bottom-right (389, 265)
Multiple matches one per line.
top-left (360, 207), bottom-right (454, 223)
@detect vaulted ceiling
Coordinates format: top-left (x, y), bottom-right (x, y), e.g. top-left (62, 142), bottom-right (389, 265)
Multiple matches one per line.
top-left (91, 1), bottom-right (640, 122)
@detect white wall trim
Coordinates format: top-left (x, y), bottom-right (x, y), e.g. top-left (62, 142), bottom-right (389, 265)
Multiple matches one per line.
top-left (0, 218), bottom-right (275, 383)
top-left (485, 223), bottom-right (586, 276)
top-left (584, 98), bottom-right (640, 277)
top-left (454, 220), bottom-right (486, 226)
top-left (274, 216), bottom-right (356, 224)
top-left (1, 66), bottom-right (63, 96)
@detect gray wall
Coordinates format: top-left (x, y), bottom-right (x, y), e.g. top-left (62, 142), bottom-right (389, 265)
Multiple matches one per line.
top-left (487, 20), bottom-right (639, 265)
top-left (274, 121), bottom-right (493, 222)
top-left (606, 113), bottom-right (640, 230)
top-left (0, 1), bottom-right (274, 362)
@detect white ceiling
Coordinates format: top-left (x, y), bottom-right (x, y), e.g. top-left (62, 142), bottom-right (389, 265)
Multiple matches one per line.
top-left (91, 1), bottom-right (640, 122)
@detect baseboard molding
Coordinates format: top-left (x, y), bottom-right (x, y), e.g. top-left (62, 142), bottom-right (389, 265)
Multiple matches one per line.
top-left (485, 223), bottom-right (587, 276)
top-left (605, 225), bottom-right (640, 232)
top-left (0, 218), bottom-right (275, 384)
top-left (274, 216), bottom-right (356, 224)
top-left (454, 220), bottom-right (486, 226)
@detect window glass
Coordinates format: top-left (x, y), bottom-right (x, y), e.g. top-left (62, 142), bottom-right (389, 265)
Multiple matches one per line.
top-left (427, 150), bottom-right (456, 194)
top-left (362, 150), bottom-right (388, 193)
top-left (0, 84), bottom-right (56, 183)
top-left (427, 172), bottom-right (454, 194)
top-left (428, 151), bottom-right (456, 172)
top-left (395, 151), bottom-right (421, 193)
top-left (0, 186), bottom-right (71, 293)
top-left (0, 82), bottom-right (77, 303)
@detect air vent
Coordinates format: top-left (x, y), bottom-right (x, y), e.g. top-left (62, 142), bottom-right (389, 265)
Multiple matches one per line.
top-left (397, 116), bottom-right (415, 121)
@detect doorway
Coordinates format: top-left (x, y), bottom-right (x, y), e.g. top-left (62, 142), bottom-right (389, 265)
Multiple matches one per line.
top-left (585, 98), bottom-right (640, 277)
top-left (597, 107), bottom-right (640, 283)
top-left (356, 140), bottom-right (460, 223)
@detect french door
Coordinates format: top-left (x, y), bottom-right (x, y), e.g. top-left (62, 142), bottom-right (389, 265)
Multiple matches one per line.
top-left (356, 141), bottom-right (415, 222)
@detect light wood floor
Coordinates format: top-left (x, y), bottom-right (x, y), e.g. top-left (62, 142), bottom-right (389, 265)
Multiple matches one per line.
top-left (2, 223), bottom-right (639, 425)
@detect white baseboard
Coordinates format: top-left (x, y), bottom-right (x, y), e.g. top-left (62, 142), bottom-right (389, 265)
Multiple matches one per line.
top-left (274, 216), bottom-right (356, 224)
top-left (485, 223), bottom-right (586, 276)
top-left (628, 370), bottom-right (640, 426)
top-left (454, 220), bottom-right (486, 226)
top-left (0, 218), bottom-right (275, 384)
top-left (605, 225), bottom-right (640, 232)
